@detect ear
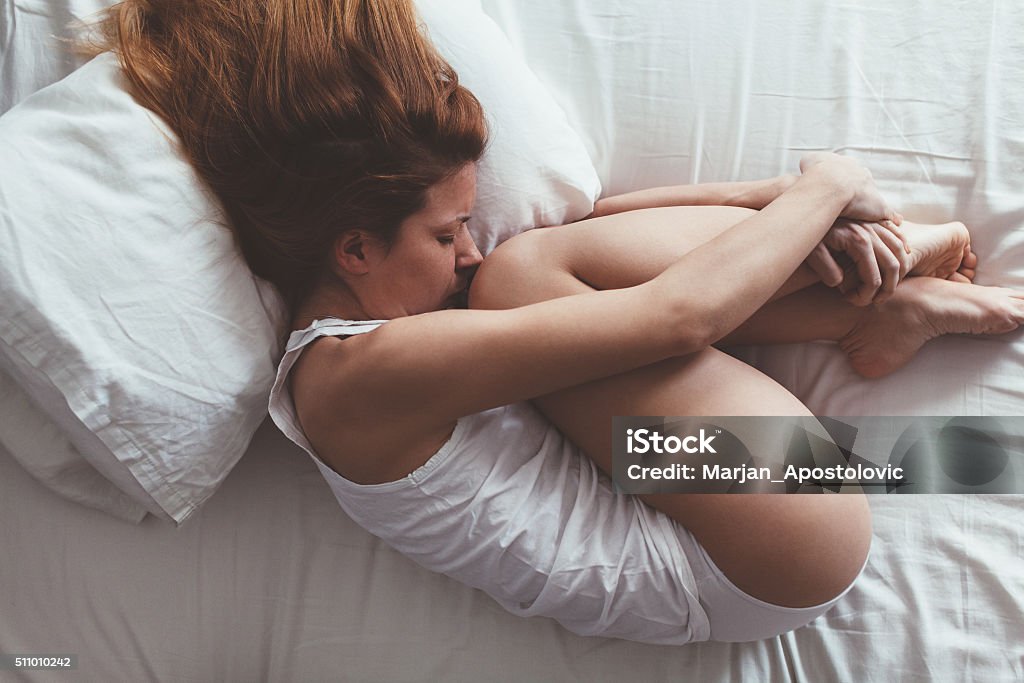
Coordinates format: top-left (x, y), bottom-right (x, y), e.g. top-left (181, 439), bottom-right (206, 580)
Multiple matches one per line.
top-left (332, 230), bottom-right (384, 276)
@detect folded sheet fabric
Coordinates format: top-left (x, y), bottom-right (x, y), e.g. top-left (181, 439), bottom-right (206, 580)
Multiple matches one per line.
top-left (0, 1), bottom-right (599, 522)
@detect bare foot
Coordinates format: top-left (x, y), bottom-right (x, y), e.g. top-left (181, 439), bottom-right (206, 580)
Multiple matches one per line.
top-left (901, 220), bottom-right (973, 281)
top-left (839, 277), bottom-right (1024, 378)
top-left (835, 220), bottom-right (976, 300)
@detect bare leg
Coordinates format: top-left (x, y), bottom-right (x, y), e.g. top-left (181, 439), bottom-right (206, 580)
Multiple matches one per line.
top-left (719, 284), bottom-right (865, 346)
top-left (535, 209), bottom-right (976, 308)
top-left (532, 345), bottom-right (874, 610)
top-left (472, 208), bottom-right (874, 609)
top-left (543, 208), bottom-right (1004, 375)
top-left (721, 276), bottom-right (1024, 378)
top-left (472, 205), bottom-right (1022, 609)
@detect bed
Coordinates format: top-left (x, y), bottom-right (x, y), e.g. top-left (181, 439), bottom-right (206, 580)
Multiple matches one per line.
top-left (2, 0), bottom-right (1023, 681)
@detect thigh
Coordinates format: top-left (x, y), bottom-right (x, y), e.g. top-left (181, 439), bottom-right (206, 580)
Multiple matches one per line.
top-left (477, 205), bottom-right (816, 311)
top-left (472, 206), bottom-right (757, 310)
top-left (473, 208), bottom-right (871, 609)
top-left (534, 350), bottom-right (871, 610)
top-left (534, 346), bottom-right (812, 474)
top-left (543, 205), bottom-right (757, 289)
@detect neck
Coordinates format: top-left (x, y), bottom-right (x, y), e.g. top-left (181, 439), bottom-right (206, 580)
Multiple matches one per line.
top-left (292, 281), bottom-right (370, 331)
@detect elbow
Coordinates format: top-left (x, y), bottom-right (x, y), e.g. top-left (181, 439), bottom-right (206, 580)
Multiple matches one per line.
top-left (663, 296), bottom-right (722, 356)
top-left (680, 321), bottom-right (720, 356)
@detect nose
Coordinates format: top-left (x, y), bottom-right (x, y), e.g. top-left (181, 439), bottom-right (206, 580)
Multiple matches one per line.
top-left (455, 225), bottom-right (484, 272)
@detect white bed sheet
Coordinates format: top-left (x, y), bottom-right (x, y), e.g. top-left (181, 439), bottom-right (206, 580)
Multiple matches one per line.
top-left (3, 0), bottom-right (1024, 681)
top-left (480, 0), bottom-right (1024, 418)
top-left (2, 422), bottom-right (1022, 682)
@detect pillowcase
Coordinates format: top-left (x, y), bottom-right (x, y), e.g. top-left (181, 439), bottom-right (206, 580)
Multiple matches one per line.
top-left (416, 0), bottom-right (602, 254)
top-left (0, 367), bottom-right (148, 523)
top-left (0, 53), bottom-right (289, 523)
top-left (0, 3), bottom-right (600, 523)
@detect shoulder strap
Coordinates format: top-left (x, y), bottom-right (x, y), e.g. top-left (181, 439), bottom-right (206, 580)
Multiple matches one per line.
top-left (284, 318), bottom-right (389, 353)
top-left (269, 317), bottom-right (388, 457)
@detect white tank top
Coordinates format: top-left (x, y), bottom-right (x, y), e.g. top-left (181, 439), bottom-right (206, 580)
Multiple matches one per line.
top-left (268, 317), bottom-right (710, 644)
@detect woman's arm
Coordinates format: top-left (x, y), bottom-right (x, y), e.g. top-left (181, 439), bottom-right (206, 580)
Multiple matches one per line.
top-left (586, 172), bottom-right (909, 306)
top-left (586, 175), bottom-right (798, 218)
top-left (315, 160), bottom-right (877, 431)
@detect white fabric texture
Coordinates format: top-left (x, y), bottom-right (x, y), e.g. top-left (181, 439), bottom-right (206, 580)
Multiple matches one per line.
top-left (269, 320), bottom-right (876, 645)
top-left (480, 0), bottom-right (1024, 418)
top-left (417, 0), bottom-right (602, 254)
top-left (0, 0), bottom-right (109, 115)
top-left (0, 53), bottom-right (288, 523)
top-left (0, 0), bottom-right (600, 523)
top-left (268, 318), bottom-right (710, 645)
top-left (2, 0), bottom-right (1023, 680)
top-left (0, 367), bottom-right (147, 522)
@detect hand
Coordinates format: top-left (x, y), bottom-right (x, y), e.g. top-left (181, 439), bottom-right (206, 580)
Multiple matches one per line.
top-left (805, 219), bottom-right (912, 306)
top-left (799, 152), bottom-right (900, 225)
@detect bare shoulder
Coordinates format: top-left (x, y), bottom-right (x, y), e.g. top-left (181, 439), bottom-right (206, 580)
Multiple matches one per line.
top-left (290, 333), bottom-right (456, 485)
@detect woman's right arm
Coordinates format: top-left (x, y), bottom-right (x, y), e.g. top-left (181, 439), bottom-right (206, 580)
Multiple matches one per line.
top-left (308, 159), bottom-right (875, 436)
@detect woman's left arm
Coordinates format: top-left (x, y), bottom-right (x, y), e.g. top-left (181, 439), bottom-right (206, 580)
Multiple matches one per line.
top-left (585, 170), bottom-right (909, 306)
top-left (586, 175), bottom-right (798, 218)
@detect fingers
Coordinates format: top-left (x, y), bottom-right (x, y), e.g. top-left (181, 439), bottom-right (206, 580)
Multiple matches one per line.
top-left (806, 242), bottom-right (845, 287)
top-left (829, 222), bottom-right (882, 306)
top-left (879, 218), bottom-right (911, 254)
top-left (871, 223), bottom-right (911, 280)
top-left (954, 246), bottom-right (978, 282)
top-left (865, 228), bottom-right (901, 304)
top-left (823, 222), bottom-right (875, 304)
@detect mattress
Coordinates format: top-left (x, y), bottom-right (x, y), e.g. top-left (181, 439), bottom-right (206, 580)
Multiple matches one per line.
top-left (3, 0), bottom-right (1024, 681)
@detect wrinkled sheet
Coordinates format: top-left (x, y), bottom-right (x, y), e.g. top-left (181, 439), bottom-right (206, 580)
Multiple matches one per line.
top-left (2, 421), bottom-right (1022, 681)
top-left (481, 0), bottom-right (1024, 417)
top-left (3, 0), bottom-right (1024, 681)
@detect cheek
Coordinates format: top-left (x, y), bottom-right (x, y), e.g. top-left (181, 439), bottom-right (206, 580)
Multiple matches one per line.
top-left (410, 250), bottom-right (452, 295)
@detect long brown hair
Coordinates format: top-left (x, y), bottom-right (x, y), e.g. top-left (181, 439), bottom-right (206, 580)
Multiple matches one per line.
top-left (96, 0), bottom-right (487, 308)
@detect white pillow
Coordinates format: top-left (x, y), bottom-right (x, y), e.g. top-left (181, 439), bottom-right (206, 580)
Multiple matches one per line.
top-left (0, 5), bottom-right (600, 523)
top-left (417, 0), bottom-right (601, 253)
top-left (0, 367), bottom-right (148, 523)
top-left (0, 53), bottom-right (289, 523)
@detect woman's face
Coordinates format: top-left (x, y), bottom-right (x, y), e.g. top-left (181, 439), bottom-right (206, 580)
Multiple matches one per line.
top-left (362, 163), bottom-right (482, 317)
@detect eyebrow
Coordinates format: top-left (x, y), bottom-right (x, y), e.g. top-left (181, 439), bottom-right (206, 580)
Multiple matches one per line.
top-left (434, 215), bottom-right (471, 229)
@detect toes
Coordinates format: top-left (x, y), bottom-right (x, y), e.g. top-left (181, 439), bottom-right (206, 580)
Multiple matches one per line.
top-left (948, 272), bottom-right (972, 284)
top-left (962, 248), bottom-right (979, 269)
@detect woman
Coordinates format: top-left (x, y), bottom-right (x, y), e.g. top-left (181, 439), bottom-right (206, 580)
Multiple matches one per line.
top-left (100, 0), bottom-right (1024, 643)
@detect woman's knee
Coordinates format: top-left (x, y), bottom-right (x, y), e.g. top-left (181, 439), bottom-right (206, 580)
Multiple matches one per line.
top-left (469, 227), bottom-right (581, 310)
